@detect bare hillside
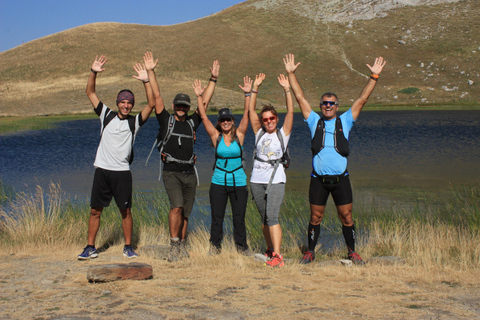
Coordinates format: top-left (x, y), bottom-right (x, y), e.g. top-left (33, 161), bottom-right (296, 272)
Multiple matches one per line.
top-left (0, 0), bottom-right (477, 116)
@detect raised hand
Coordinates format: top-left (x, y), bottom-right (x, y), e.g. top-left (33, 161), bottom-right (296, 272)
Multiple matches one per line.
top-left (278, 74), bottom-right (290, 90)
top-left (192, 79), bottom-right (205, 97)
top-left (366, 56), bottom-right (386, 75)
top-left (210, 60), bottom-right (220, 78)
top-left (143, 52), bottom-right (158, 71)
top-left (283, 54), bottom-right (301, 74)
top-left (253, 73), bottom-right (266, 88)
top-left (91, 55), bottom-right (107, 73)
top-left (239, 76), bottom-right (253, 93)
top-left (133, 63), bottom-right (148, 82)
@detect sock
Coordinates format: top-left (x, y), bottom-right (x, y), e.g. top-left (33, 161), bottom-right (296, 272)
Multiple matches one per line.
top-left (342, 224), bottom-right (356, 253)
top-left (307, 223), bottom-right (320, 252)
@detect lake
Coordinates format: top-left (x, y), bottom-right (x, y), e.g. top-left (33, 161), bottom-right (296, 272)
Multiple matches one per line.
top-left (1, 110), bottom-right (480, 206)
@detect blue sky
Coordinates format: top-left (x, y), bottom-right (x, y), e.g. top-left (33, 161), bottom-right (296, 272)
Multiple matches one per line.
top-left (0, 0), bottom-right (246, 52)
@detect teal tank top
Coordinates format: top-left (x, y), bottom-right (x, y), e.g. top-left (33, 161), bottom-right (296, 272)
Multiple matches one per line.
top-left (212, 137), bottom-right (247, 186)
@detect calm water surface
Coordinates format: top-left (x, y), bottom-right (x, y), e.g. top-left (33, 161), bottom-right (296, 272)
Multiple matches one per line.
top-left (1, 110), bottom-right (479, 204)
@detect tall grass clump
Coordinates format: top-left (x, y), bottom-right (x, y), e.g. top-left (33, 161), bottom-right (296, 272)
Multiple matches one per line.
top-left (0, 183), bottom-right (89, 250)
top-left (359, 184), bottom-right (480, 269)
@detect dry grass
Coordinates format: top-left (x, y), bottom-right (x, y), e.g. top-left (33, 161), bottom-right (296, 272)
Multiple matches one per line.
top-left (1, 181), bottom-right (480, 318)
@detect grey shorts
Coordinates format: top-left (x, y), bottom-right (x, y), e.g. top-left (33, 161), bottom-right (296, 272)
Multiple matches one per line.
top-left (162, 170), bottom-right (197, 218)
top-left (250, 183), bottom-right (285, 227)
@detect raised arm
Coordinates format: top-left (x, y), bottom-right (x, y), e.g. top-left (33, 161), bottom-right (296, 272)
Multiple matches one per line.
top-left (132, 62), bottom-right (155, 122)
top-left (278, 74), bottom-right (294, 136)
top-left (86, 55), bottom-right (107, 109)
top-left (248, 73), bottom-right (265, 135)
top-left (351, 56), bottom-right (386, 120)
top-left (143, 52), bottom-right (165, 115)
top-left (199, 60), bottom-right (220, 112)
top-left (284, 54), bottom-right (312, 120)
top-left (236, 76), bottom-right (252, 144)
top-left (192, 79), bottom-right (219, 146)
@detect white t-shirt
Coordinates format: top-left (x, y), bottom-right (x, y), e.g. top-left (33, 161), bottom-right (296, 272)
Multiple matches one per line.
top-left (94, 103), bottom-right (141, 171)
top-left (250, 127), bottom-right (290, 184)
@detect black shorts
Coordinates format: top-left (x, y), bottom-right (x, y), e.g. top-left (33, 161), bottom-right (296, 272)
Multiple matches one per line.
top-left (90, 168), bottom-right (132, 210)
top-left (309, 175), bottom-right (353, 206)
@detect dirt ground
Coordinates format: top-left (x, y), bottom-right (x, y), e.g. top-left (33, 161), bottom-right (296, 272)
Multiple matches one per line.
top-left (1, 247), bottom-right (479, 319)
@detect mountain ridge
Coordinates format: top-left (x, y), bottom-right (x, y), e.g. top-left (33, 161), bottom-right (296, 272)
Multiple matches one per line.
top-left (0, 0), bottom-right (477, 116)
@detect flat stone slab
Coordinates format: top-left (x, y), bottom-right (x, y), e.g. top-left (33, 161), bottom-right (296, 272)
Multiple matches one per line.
top-left (138, 245), bottom-right (170, 260)
top-left (317, 259), bottom-right (353, 267)
top-left (87, 262), bottom-right (153, 283)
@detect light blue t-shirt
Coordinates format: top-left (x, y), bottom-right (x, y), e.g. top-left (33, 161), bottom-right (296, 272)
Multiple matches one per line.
top-left (212, 136), bottom-right (247, 187)
top-left (305, 108), bottom-right (355, 176)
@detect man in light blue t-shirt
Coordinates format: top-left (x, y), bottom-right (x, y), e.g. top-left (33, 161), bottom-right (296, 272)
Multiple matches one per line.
top-left (284, 54), bottom-right (386, 265)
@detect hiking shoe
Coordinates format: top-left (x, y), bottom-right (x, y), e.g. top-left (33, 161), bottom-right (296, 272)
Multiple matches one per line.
top-left (77, 246), bottom-right (98, 260)
top-left (168, 239), bottom-right (181, 262)
top-left (300, 251), bottom-right (315, 264)
top-left (207, 245), bottom-right (221, 256)
top-left (180, 239), bottom-right (190, 259)
top-left (264, 248), bottom-right (274, 259)
top-left (239, 248), bottom-right (254, 257)
top-left (123, 245), bottom-right (138, 259)
top-left (264, 253), bottom-right (285, 268)
top-left (348, 251), bottom-right (366, 265)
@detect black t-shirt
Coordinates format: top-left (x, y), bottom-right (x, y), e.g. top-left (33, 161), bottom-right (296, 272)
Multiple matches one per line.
top-left (156, 108), bottom-right (201, 172)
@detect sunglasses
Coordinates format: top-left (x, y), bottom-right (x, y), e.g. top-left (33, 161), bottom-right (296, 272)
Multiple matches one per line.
top-left (321, 101), bottom-right (337, 106)
top-left (261, 116), bottom-right (276, 123)
top-left (219, 118), bottom-right (232, 123)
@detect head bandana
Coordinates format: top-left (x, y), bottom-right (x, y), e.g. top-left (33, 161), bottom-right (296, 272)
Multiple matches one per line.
top-left (116, 90), bottom-right (135, 106)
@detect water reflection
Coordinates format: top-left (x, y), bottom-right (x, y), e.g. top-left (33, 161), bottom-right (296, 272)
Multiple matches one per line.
top-left (1, 110), bottom-right (479, 202)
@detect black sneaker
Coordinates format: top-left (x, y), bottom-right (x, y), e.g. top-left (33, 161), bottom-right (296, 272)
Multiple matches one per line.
top-left (207, 245), bottom-right (221, 256)
top-left (300, 251), bottom-right (315, 264)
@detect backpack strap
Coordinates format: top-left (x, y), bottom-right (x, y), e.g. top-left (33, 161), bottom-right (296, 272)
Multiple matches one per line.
top-left (311, 116), bottom-right (349, 157)
top-left (126, 116), bottom-right (136, 164)
top-left (102, 109), bottom-right (117, 134)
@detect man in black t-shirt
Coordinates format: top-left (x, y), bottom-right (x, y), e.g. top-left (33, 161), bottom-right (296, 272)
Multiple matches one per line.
top-left (147, 60), bottom-right (220, 261)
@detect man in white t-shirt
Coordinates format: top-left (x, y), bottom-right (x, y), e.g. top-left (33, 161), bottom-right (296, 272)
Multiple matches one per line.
top-left (78, 53), bottom-right (162, 260)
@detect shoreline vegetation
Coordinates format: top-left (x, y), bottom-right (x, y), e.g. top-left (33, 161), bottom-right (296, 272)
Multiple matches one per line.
top-left (1, 104), bottom-right (479, 135)
top-left (1, 180), bottom-right (479, 269)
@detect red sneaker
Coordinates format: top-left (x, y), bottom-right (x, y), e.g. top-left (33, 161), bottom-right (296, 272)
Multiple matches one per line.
top-left (300, 251), bottom-right (315, 264)
top-left (264, 253), bottom-right (285, 267)
top-left (348, 251), bottom-right (366, 265)
top-left (264, 248), bottom-right (274, 259)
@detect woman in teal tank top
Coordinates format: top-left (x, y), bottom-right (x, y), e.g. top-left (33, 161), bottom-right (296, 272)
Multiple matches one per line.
top-left (193, 76), bottom-right (252, 255)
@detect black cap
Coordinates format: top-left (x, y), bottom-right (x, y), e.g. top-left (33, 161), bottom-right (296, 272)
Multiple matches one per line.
top-left (218, 108), bottom-right (234, 121)
top-left (173, 93), bottom-right (191, 106)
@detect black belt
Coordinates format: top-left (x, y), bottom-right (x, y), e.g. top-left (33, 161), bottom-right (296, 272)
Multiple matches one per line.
top-left (312, 170), bottom-right (348, 184)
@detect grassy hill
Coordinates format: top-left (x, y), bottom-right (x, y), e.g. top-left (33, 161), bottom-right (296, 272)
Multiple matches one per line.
top-left (1, 0), bottom-right (478, 116)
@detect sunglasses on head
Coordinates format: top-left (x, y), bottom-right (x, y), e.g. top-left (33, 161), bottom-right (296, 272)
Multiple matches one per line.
top-left (321, 101), bottom-right (337, 106)
top-left (261, 116), bottom-right (276, 123)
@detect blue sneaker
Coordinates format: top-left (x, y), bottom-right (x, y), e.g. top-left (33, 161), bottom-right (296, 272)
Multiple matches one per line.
top-left (123, 245), bottom-right (138, 259)
top-left (78, 246), bottom-right (98, 260)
